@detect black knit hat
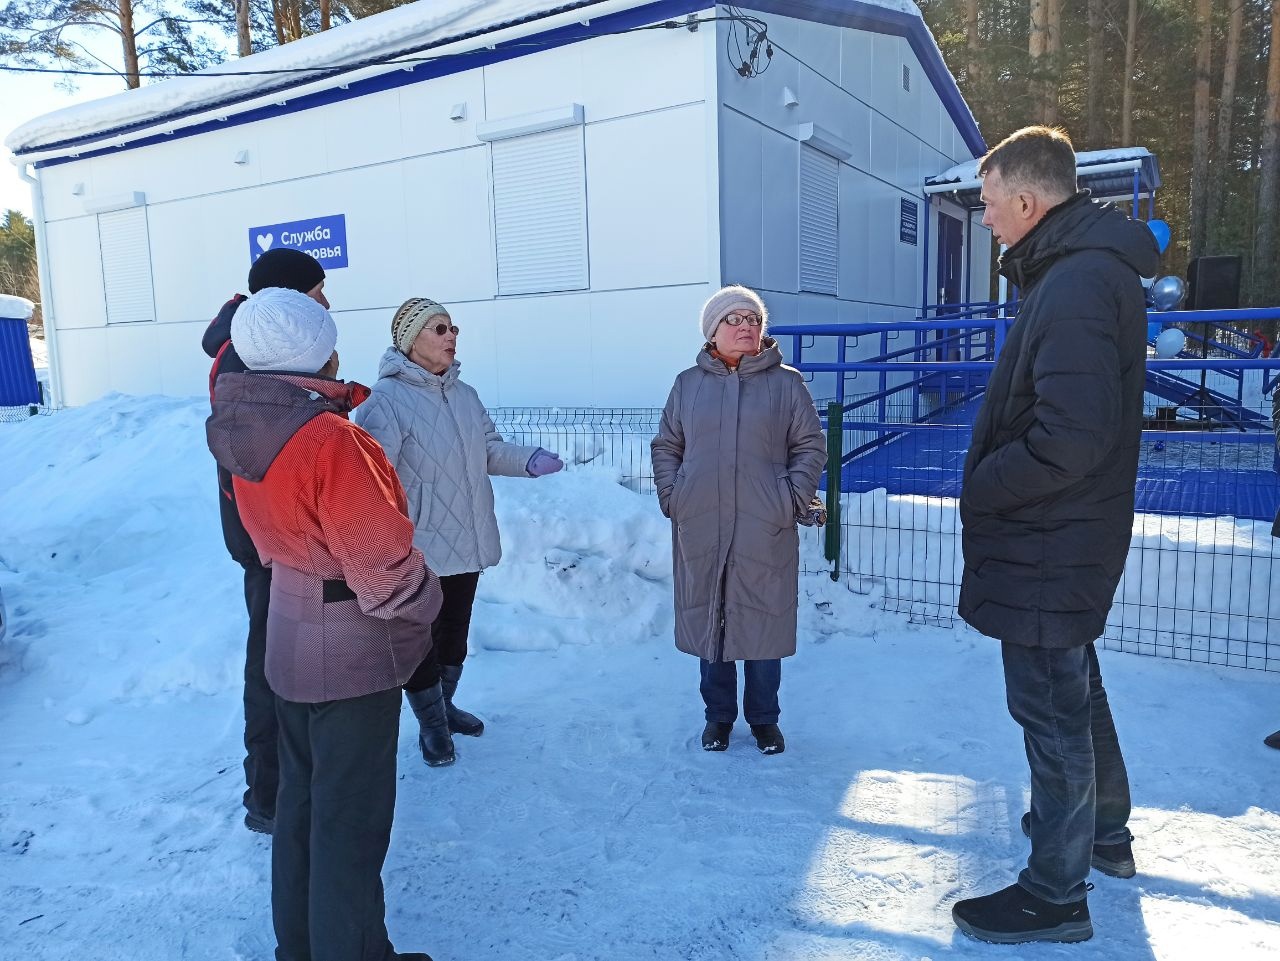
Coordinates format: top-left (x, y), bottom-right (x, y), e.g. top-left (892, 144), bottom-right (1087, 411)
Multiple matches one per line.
top-left (247, 248), bottom-right (326, 295)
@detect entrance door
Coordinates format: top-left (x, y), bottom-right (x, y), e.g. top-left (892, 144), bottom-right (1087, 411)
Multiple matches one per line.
top-left (934, 211), bottom-right (965, 359)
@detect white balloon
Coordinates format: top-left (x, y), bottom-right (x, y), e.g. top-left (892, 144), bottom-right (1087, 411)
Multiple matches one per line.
top-left (1154, 327), bottom-right (1186, 359)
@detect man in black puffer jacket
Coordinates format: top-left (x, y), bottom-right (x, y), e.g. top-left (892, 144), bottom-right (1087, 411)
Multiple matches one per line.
top-left (202, 248), bottom-right (328, 836)
top-left (951, 127), bottom-right (1159, 946)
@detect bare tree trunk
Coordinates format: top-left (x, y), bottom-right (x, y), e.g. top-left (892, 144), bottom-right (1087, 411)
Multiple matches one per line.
top-left (320, 0), bottom-right (331, 31)
top-left (271, 0), bottom-right (287, 44)
top-left (1255, 0), bottom-right (1280, 304)
top-left (235, 0), bottom-right (252, 56)
top-left (1189, 0), bottom-right (1213, 261)
top-left (1208, 0), bottom-right (1245, 245)
top-left (1029, 0), bottom-right (1049, 123)
top-left (1044, 0), bottom-right (1062, 124)
top-left (965, 0), bottom-right (981, 86)
top-left (1121, 0), bottom-right (1138, 144)
top-left (1086, 0), bottom-right (1106, 147)
top-left (117, 0), bottom-right (140, 88)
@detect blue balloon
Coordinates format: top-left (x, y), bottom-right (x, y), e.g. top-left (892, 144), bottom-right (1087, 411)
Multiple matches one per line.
top-left (1147, 219), bottom-right (1172, 254)
top-left (1151, 275), bottom-right (1186, 311)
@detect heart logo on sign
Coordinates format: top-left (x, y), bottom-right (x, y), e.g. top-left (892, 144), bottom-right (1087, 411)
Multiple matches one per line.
top-left (256, 233), bottom-right (274, 252)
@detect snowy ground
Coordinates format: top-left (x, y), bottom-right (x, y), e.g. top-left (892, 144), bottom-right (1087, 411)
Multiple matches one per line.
top-left (1, 394), bottom-right (1279, 961)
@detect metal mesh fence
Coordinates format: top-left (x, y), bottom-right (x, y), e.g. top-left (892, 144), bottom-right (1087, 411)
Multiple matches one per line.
top-left (490, 407), bottom-right (661, 494)
top-left (0, 404), bottom-right (55, 424)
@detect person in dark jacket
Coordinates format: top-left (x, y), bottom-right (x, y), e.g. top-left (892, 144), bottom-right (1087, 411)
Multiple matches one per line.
top-left (207, 287), bottom-right (441, 961)
top-left (950, 127), bottom-right (1159, 946)
top-left (202, 248), bottom-right (327, 836)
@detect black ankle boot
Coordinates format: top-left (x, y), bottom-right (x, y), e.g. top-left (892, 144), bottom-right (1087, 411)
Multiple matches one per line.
top-left (701, 721), bottom-right (732, 751)
top-left (750, 723), bottom-right (785, 755)
top-left (440, 664), bottom-right (484, 737)
top-left (953, 883), bottom-right (1092, 944)
top-left (405, 684), bottom-right (455, 767)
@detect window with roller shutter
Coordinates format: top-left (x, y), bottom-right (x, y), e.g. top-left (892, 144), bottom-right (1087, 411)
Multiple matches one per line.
top-left (799, 144), bottom-right (839, 296)
top-left (97, 207), bottom-right (156, 324)
top-left (490, 125), bottom-right (589, 296)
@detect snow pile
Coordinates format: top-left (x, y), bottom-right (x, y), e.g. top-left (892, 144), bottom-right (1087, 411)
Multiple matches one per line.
top-left (0, 293), bottom-right (34, 320)
top-left (1, 393), bottom-right (1278, 960)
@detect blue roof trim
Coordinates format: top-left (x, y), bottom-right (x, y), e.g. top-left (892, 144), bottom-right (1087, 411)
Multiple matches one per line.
top-left (737, 0), bottom-right (986, 157)
top-left (32, 0), bottom-right (703, 168)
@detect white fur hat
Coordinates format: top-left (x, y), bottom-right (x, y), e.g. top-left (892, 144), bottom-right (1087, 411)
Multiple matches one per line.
top-left (699, 285), bottom-right (767, 343)
top-left (232, 287), bottom-right (338, 373)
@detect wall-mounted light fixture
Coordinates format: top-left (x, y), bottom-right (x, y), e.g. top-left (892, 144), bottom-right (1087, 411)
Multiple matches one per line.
top-left (233, 150), bottom-right (250, 165)
top-left (449, 103), bottom-right (467, 122)
top-left (782, 87), bottom-right (799, 108)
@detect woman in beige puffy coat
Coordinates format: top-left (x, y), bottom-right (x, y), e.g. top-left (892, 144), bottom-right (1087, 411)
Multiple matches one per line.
top-left (355, 298), bottom-right (563, 767)
top-left (651, 285), bottom-right (826, 756)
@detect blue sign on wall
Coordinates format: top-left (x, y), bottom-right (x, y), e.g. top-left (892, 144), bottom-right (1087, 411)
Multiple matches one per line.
top-left (899, 199), bottom-right (919, 246)
top-left (248, 214), bottom-right (348, 269)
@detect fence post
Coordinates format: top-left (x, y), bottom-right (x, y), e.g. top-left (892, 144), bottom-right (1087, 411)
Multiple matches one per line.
top-left (824, 400), bottom-right (842, 581)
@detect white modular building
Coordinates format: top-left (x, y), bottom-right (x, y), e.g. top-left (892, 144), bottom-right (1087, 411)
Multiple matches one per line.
top-left (6, 0), bottom-right (991, 408)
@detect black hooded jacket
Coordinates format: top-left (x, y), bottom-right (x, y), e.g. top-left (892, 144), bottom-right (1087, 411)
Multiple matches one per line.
top-left (958, 192), bottom-right (1161, 648)
top-left (202, 294), bottom-right (258, 566)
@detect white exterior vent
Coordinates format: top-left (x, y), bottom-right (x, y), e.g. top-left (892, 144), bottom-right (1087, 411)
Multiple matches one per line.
top-left (799, 144), bottom-right (838, 296)
top-left (902, 63), bottom-right (911, 92)
top-left (98, 207), bottom-right (156, 324)
top-left (490, 124), bottom-right (589, 296)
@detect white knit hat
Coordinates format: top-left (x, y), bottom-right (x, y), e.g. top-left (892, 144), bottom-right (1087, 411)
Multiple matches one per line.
top-left (232, 287), bottom-right (338, 373)
top-left (699, 284), bottom-right (767, 343)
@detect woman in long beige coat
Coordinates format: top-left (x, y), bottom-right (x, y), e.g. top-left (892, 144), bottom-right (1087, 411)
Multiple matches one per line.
top-left (651, 285), bottom-right (826, 756)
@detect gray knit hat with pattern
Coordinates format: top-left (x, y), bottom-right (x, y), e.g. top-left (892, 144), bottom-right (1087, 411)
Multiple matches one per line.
top-left (699, 285), bottom-right (767, 344)
top-left (392, 297), bottom-right (450, 354)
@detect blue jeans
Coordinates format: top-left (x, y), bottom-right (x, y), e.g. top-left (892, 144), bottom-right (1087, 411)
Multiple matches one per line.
top-left (699, 658), bottom-right (781, 725)
top-left (1002, 642), bottom-right (1132, 904)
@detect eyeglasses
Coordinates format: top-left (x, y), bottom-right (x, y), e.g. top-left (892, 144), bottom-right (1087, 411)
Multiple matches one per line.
top-left (722, 312), bottom-right (762, 327)
top-left (429, 323), bottom-right (460, 336)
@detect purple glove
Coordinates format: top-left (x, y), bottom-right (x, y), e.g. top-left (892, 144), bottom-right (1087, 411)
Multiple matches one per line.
top-left (526, 448), bottom-right (564, 478)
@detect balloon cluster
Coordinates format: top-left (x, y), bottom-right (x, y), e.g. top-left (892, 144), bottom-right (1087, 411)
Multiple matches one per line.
top-left (1141, 220), bottom-right (1186, 356)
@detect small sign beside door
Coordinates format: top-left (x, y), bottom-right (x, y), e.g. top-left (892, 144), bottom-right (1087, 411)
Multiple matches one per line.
top-left (248, 214), bottom-right (348, 269)
top-left (899, 199), bottom-right (918, 246)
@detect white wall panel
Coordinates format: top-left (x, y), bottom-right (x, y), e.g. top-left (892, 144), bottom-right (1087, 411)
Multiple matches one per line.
top-left (587, 285), bottom-right (708, 405)
top-left (840, 28), bottom-right (874, 100)
top-left (53, 327), bottom-right (110, 405)
top-left (869, 112), bottom-right (897, 185)
top-left (838, 167), bottom-right (873, 302)
top-left (38, 162), bottom-right (97, 223)
top-left (400, 148), bottom-right (496, 303)
top-left (488, 293), bottom-right (593, 406)
top-left (761, 129), bottom-right (800, 294)
top-left (579, 26), bottom-right (706, 120)
top-left (719, 109), bottom-right (763, 289)
top-left (483, 46), bottom-right (586, 122)
top-left (89, 129), bottom-right (262, 208)
top-left (799, 16), bottom-right (841, 82)
top-left (44, 217), bottom-right (105, 330)
top-left (257, 111), bottom-right (329, 184)
top-left (399, 69), bottom-right (487, 157)
top-left (586, 106), bottom-right (708, 291)
top-left (324, 88), bottom-right (405, 172)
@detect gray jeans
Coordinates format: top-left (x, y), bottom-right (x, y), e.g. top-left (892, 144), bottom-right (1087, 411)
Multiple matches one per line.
top-left (1001, 642), bottom-right (1132, 903)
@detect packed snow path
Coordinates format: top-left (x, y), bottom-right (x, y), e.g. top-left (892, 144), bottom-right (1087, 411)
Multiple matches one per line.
top-left (1, 395), bottom-right (1278, 960)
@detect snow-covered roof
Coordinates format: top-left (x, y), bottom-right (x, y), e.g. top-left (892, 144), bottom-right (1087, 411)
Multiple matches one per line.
top-left (0, 294), bottom-right (35, 320)
top-left (6, 0), bottom-right (982, 164)
top-left (6, 0), bottom-right (612, 157)
top-left (925, 147), bottom-right (1161, 209)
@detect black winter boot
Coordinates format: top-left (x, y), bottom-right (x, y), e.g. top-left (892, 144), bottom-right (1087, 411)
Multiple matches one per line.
top-left (750, 723), bottom-right (785, 755)
top-left (440, 664), bottom-right (484, 737)
top-left (1021, 811), bottom-right (1136, 878)
top-left (405, 685), bottom-right (455, 767)
top-left (701, 721), bottom-right (732, 751)
top-left (952, 883), bottom-right (1093, 944)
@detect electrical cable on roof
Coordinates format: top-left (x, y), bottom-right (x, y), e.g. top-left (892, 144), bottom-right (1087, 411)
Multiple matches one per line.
top-left (0, 11), bottom-right (769, 81)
